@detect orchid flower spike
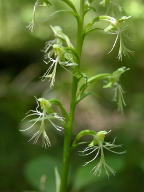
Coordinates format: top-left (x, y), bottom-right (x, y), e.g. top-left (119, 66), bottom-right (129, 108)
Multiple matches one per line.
top-left (80, 130), bottom-right (126, 177)
top-left (20, 98), bottom-right (64, 148)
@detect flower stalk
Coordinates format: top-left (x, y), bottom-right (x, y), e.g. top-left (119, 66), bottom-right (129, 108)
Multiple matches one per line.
top-left (60, 1), bottom-right (85, 191)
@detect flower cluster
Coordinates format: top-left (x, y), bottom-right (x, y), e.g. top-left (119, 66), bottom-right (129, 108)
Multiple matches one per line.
top-left (42, 26), bottom-right (77, 87)
top-left (80, 131), bottom-right (125, 177)
top-left (21, 98), bottom-right (64, 148)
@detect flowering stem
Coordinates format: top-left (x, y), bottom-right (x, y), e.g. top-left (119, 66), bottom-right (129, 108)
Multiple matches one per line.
top-left (60, 1), bottom-right (85, 192)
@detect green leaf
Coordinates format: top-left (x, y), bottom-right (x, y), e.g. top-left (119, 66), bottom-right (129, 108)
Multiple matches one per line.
top-left (25, 155), bottom-right (60, 192)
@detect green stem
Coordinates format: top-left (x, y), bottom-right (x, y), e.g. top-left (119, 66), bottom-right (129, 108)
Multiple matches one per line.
top-left (59, 77), bottom-right (78, 192)
top-left (60, 1), bottom-right (85, 192)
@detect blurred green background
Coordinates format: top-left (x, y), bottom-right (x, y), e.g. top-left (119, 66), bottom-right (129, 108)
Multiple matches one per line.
top-left (0, 0), bottom-right (144, 192)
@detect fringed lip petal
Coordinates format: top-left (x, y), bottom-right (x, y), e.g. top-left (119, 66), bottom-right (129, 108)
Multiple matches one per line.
top-left (21, 98), bottom-right (64, 148)
top-left (81, 131), bottom-right (126, 177)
